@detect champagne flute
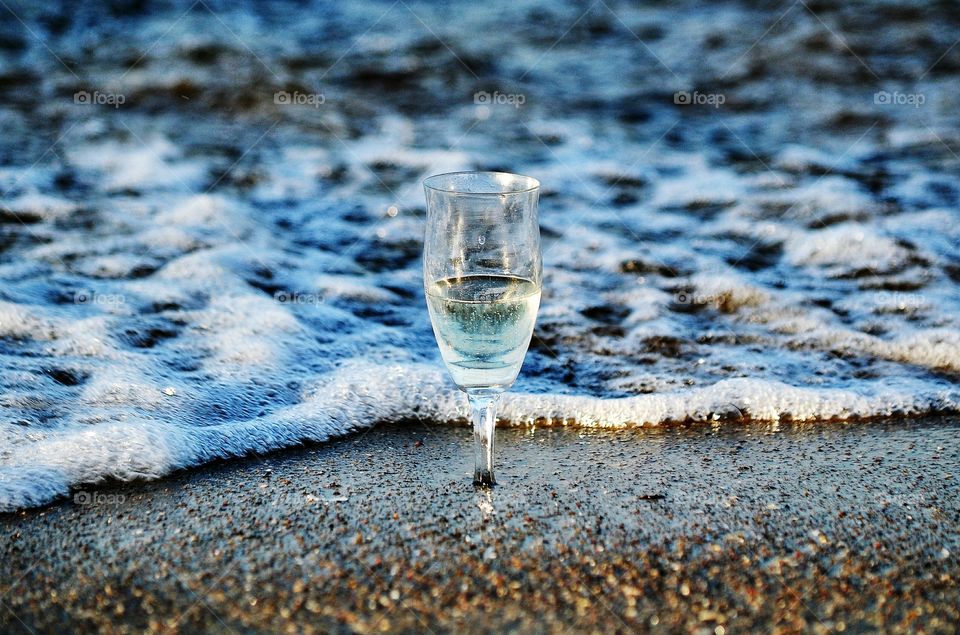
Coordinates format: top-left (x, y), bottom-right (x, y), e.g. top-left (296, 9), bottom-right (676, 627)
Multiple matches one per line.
top-left (423, 171), bottom-right (542, 487)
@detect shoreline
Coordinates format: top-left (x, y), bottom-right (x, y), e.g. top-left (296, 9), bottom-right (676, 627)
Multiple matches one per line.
top-left (2, 417), bottom-right (959, 633)
top-left (5, 380), bottom-right (959, 515)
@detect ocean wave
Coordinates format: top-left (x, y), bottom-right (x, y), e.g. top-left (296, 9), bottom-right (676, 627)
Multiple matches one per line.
top-left (4, 360), bottom-right (959, 512)
top-left (2, 0), bottom-right (959, 510)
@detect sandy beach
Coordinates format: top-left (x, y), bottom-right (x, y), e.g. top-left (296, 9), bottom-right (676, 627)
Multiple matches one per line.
top-left (3, 418), bottom-right (958, 634)
top-left (1, 2), bottom-right (959, 632)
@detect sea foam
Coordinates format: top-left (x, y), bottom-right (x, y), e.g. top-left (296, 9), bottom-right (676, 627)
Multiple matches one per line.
top-left (2, 0), bottom-right (959, 511)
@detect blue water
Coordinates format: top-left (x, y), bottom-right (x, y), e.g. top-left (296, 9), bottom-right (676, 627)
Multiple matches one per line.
top-left (1, 0), bottom-right (959, 510)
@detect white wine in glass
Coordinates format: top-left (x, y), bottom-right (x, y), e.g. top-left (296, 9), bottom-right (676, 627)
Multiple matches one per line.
top-left (423, 172), bottom-right (542, 486)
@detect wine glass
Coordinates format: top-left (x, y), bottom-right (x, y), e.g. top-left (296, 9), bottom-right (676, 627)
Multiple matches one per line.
top-left (423, 171), bottom-right (542, 487)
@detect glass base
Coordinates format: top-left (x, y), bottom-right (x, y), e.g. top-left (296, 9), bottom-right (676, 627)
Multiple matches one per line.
top-left (466, 388), bottom-right (503, 488)
top-left (473, 468), bottom-right (496, 487)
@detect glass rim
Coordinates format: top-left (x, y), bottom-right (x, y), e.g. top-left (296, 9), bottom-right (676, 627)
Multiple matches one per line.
top-left (423, 171), bottom-right (540, 195)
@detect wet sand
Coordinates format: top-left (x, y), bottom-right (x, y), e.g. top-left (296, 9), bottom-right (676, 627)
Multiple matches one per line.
top-left (2, 418), bottom-right (959, 633)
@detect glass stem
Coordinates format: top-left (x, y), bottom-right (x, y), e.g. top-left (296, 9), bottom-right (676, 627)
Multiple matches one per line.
top-left (468, 391), bottom-right (501, 486)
